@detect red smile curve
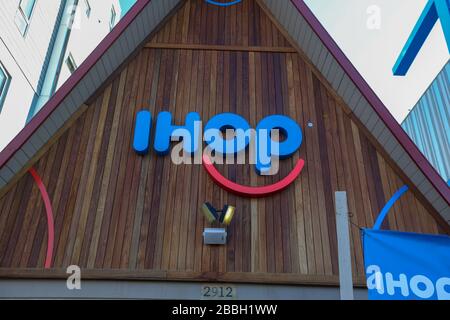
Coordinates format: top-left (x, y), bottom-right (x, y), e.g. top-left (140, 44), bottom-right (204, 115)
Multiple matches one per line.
top-left (202, 154), bottom-right (305, 198)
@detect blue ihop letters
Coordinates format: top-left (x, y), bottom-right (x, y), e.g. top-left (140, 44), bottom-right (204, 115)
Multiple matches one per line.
top-left (255, 115), bottom-right (303, 173)
top-left (203, 113), bottom-right (251, 155)
top-left (133, 110), bottom-right (152, 155)
top-left (153, 111), bottom-right (201, 155)
top-left (132, 111), bottom-right (303, 175)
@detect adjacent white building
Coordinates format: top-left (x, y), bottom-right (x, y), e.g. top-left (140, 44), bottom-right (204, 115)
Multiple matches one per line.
top-left (56, 0), bottom-right (122, 90)
top-left (0, 0), bottom-right (63, 151)
top-left (0, 0), bottom-right (122, 151)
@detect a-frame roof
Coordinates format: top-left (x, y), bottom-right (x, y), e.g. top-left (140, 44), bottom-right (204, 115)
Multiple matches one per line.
top-left (0, 0), bottom-right (449, 226)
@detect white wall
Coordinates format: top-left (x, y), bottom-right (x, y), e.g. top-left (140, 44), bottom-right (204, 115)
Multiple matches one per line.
top-left (0, 1), bottom-right (62, 150)
top-left (57, 0), bottom-right (122, 89)
top-left (0, 42), bottom-right (35, 150)
top-left (0, 0), bottom-right (62, 91)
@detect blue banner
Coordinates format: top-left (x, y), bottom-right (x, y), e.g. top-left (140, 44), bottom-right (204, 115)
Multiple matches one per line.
top-left (362, 229), bottom-right (450, 300)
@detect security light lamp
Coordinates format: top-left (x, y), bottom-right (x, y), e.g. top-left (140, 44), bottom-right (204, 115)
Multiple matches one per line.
top-left (221, 205), bottom-right (235, 225)
top-left (201, 202), bottom-right (235, 226)
top-left (202, 202), bottom-right (218, 223)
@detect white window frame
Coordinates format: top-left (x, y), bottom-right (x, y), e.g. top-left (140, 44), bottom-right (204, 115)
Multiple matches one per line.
top-left (84, 0), bottom-right (91, 18)
top-left (110, 5), bottom-right (117, 30)
top-left (65, 53), bottom-right (77, 74)
top-left (15, 0), bottom-right (37, 37)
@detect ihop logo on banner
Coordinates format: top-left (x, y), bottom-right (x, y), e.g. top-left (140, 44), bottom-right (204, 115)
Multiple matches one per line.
top-left (132, 110), bottom-right (303, 176)
top-left (363, 229), bottom-right (450, 300)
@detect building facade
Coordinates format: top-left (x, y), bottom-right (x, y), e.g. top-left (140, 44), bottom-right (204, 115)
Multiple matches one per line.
top-left (402, 61), bottom-right (450, 183)
top-left (0, 0), bottom-right (448, 299)
top-left (0, 0), bottom-right (122, 151)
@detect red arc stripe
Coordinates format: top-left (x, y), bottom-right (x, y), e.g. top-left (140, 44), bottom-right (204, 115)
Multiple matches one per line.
top-left (202, 154), bottom-right (305, 197)
top-left (29, 168), bottom-right (54, 269)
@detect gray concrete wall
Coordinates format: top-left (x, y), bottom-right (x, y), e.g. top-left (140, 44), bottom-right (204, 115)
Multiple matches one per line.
top-left (0, 279), bottom-right (368, 300)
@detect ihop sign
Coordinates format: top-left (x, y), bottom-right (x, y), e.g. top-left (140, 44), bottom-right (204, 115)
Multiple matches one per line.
top-left (133, 111), bottom-right (305, 197)
top-left (363, 229), bottom-right (450, 300)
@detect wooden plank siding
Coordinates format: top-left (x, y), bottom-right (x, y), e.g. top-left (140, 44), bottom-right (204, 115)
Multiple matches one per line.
top-left (0, 0), bottom-right (444, 284)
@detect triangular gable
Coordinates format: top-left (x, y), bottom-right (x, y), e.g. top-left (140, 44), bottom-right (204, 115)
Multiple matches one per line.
top-left (1, 0), bottom-right (448, 225)
top-left (0, 0), bottom-right (446, 279)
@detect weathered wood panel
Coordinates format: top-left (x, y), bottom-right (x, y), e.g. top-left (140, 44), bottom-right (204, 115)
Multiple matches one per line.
top-left (0, 0), bottom-right (444, 283)
top-left (148, 0), bottom-right (292, 47)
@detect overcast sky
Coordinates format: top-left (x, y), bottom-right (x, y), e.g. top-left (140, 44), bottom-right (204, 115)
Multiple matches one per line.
top-left (304, 0), bottom-right (449, 123)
